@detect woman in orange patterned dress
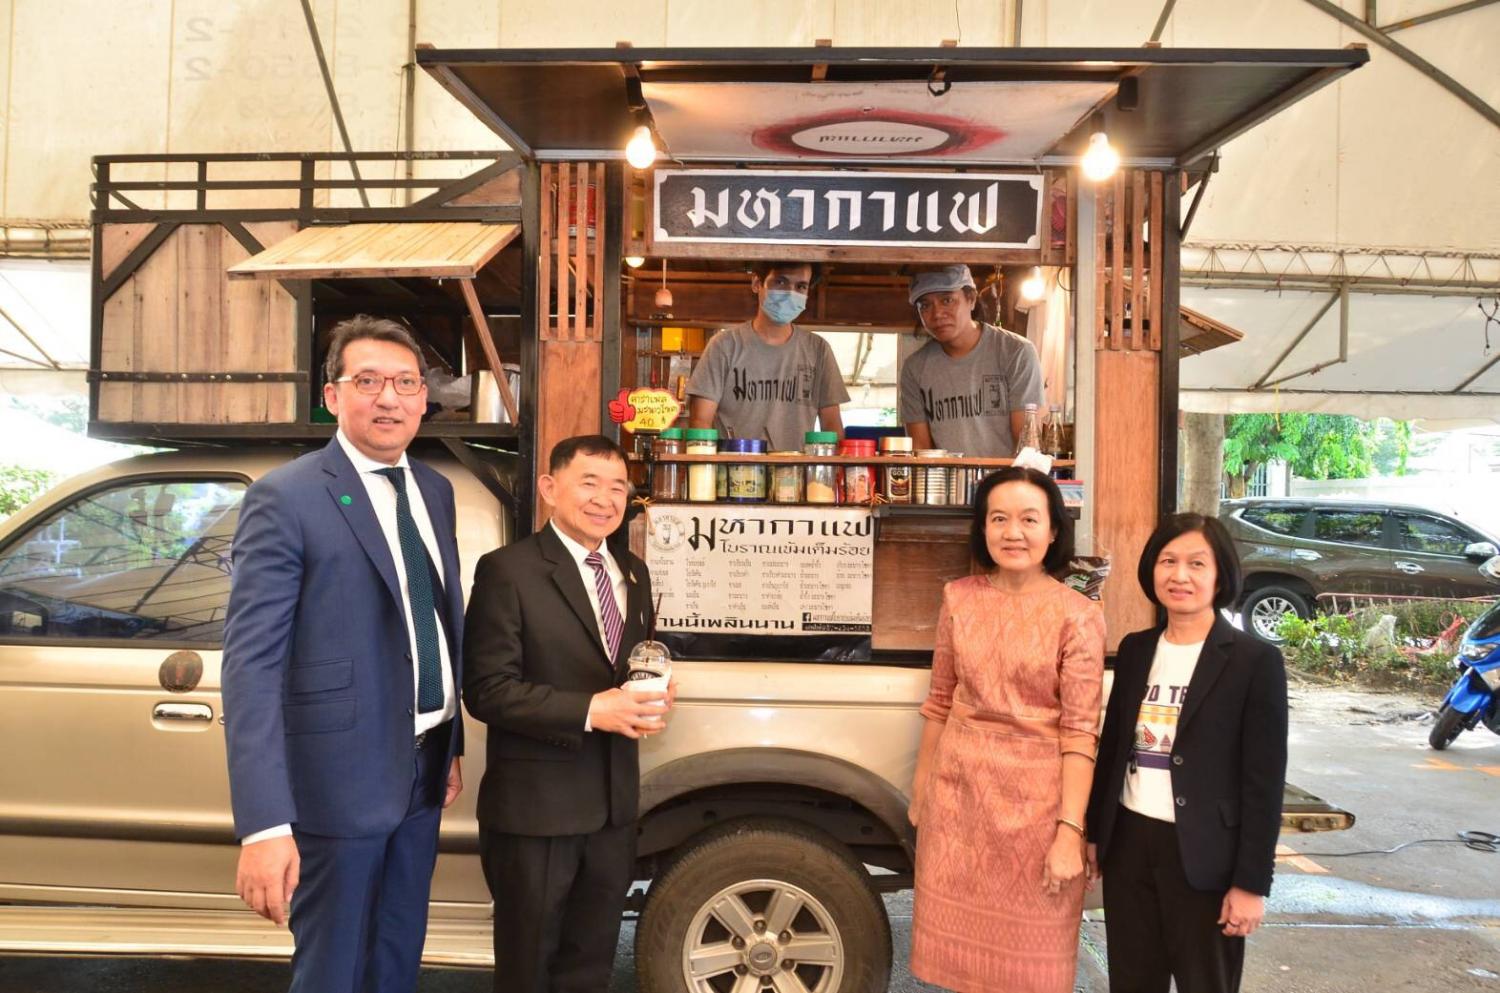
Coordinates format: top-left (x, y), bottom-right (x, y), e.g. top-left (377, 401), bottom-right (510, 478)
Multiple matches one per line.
top-left (909, 466), bottom-right (1106, 993)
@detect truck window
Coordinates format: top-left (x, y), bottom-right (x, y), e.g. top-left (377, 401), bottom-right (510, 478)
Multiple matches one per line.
top-left (0, 479), bottom-right (245, 644)
top-left (1241, 506), bottom-right (1308, 536)
top-left (1312, 510), bottom-right (1385, 548)
top-left (1399, 514), bottom-right (1475, 557)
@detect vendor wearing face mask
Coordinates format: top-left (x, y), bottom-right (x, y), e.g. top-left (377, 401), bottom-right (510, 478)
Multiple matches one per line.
top-left (687, 261), bottom-right (848, 451)
top-left (900, 264), bottom-right (1046, 458)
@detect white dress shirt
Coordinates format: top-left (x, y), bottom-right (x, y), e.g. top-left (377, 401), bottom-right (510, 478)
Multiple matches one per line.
top-left (549, 521), bottom-right (627, 733)
top-left (241, 432), bottom-right (458, 846)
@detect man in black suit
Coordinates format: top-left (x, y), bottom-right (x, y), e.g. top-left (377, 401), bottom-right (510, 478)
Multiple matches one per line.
top-left (463, 434), bottom-right (670, 993)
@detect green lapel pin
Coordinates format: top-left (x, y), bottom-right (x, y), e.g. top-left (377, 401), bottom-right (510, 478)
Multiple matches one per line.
top-left (340, 494), bottom-right (353, 506)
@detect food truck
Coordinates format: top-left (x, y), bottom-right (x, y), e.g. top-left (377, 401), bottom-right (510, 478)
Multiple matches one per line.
top-left (52, 44), bottom-right (1364, 984)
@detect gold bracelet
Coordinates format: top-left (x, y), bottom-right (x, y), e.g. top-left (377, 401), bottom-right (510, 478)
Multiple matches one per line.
top-left (1056, 817), bottom-right (1086, 838)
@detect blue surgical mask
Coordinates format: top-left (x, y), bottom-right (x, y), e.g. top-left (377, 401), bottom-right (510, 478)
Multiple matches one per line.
top-left (761, 289), bottom-right (807, 326)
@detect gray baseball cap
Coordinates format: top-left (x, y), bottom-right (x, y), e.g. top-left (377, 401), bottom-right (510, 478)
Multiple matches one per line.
top-left (908, 264), bottom-right (976, 305)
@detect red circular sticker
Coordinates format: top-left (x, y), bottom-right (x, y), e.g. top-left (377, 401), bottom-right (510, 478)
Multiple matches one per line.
top-left (752, 108), bottom-right (1005, 158)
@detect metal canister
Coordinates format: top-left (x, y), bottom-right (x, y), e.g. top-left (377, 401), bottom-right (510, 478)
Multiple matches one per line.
top-left (803, 431), bottom-right (840, 504)
top-left (650, 428), bottom-right (684, 501)
top-left (724, 438), bottom-right (767, 503)
top-left (880, 435), bottom-right (913, 503)
top-left (770, 455), bottom-right (804, 503)
top-left (948, 453), bottom-right (976, 507)
top-left (915, 449), bottom-right (949, 506)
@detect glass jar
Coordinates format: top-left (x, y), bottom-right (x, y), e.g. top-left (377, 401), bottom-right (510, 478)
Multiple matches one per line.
top-left (770, 455), bottom-right (804, 503)
top-left (685, 428), bottom-right (718, 503)
top-left (650, 428), bottom-right (684, 502)
top-left (880, 435), bottom-right (914, 503)
top-left (803, 431), bottom-right (840, 504)
top-left (723, 438), bottom-right (767, 503)
top-left (840, 438), bottom-right (877, 504)
top-left (915, 449), bottom-right (949, 505)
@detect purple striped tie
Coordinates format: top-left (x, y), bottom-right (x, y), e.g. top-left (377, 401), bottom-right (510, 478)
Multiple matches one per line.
top-left (585, 551), bottom-right (623, 663)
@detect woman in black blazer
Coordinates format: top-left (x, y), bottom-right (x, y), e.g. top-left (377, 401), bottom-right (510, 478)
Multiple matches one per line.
top-left (1085, 513), bottom-right (1288, 993)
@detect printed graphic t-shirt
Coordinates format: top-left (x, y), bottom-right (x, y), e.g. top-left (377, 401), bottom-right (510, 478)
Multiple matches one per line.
top-left (898, 323), bottom-right (1045, 457)
top-left (686, 322), bottom-right (850, 452)
top-left (1120, 637), bottom-right (1205, 823)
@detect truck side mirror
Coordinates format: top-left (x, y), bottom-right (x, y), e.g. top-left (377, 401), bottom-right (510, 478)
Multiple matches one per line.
top-left (1465, 541), bottom-right (1498, 563)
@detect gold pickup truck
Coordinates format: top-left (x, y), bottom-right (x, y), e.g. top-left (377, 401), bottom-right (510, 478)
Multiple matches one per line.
top-left (0, 448), bottom-right (1352, 990)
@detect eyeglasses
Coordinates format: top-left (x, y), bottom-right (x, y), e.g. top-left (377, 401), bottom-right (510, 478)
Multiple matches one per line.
top-left (334, 373), bottom-right (425, 396)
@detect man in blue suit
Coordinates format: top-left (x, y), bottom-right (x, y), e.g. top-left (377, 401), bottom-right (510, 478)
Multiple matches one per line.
top-left (223, 314), bottom-right (465, 993)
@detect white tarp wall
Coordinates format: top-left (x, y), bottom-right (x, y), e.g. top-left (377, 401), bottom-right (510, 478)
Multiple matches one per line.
top-left (0, 0), bottom-right (1495, 415)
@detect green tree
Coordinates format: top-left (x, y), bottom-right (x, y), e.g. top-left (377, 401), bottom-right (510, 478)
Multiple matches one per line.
top-left (1222, 413), bottom-right (1375, 497)
top-left (0, 465), bottom-right (57, 519)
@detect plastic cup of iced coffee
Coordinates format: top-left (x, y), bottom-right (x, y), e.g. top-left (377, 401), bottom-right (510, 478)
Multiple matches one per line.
top-left (624, 640), bottom-right (672, 729)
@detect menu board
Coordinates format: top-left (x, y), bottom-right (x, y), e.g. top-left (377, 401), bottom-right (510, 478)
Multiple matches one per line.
top-left (644, 505), bottom-right (874, 661)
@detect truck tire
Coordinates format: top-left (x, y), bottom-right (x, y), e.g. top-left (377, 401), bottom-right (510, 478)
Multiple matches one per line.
top-left (1242, 586), bottom-right (1311, 644)
top-left (636, 818), bottom-right (892, 993)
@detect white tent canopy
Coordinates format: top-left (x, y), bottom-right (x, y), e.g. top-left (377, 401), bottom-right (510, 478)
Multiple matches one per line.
top-left (1179, 287), bottom-right (1500, 422)
top-left (0, 1), bottom-right (1496, 418)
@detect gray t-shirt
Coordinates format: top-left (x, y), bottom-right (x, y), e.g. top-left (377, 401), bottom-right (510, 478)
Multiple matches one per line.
top-left (687, 322), bottom-right (850, 451)
top-left (898, 323), bottom-right (1045, 457)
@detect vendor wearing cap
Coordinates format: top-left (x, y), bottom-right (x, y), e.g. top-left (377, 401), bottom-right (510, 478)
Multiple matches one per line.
top-left (687, 261), bottom-right (848, 451)
top-left (899, 264), bottom-right (1045, 457)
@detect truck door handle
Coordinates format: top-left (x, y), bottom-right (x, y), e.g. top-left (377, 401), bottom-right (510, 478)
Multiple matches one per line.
top-left (1293, 549), bottom-right (1322, 561)
top-left (153, 702), bottom-right (213, 723)
top-left (1394, 561), bottom-right (1424, 574)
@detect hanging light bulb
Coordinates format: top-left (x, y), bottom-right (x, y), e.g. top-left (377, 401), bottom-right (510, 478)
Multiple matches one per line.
top-left (1081, 131), bottom-right (1120, 182)
top-left (1020, 266), bottom-right (1046, 302)
top-left (654, 259), bottom-right (673, 310)
top-left (625, 125), bottom-right (657, 170)
top-left (624, 255), bottom-right (645, 268)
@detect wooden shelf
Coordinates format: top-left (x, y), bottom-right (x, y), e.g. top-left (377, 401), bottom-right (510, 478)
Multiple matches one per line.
top-left (644, 500), bottom-right (1082, 518)
top-left (650, 453), bottom-right (1075, 468)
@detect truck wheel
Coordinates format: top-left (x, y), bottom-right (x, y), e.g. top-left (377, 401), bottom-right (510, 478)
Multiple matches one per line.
top-left (1242, 586), bottom-right (1310, 644)
top-left (636, 818), bottom-right (892, 993)
top-left (1428, 704), bottom-right (1467, 750)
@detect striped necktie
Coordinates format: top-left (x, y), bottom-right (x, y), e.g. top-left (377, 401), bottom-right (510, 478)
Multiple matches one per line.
top-left (585, 550), bottom-right (624, 663)
top-left (374, 467), bottom-right (445, 713)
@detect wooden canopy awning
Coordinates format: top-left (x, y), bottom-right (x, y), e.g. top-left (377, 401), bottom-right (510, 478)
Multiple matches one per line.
top-left (1179, 304), bottom-right (1246, 356)
top-left (228, 220), bottom-right (522, 424)
top-left (227, 221), bottom-right (519, 281)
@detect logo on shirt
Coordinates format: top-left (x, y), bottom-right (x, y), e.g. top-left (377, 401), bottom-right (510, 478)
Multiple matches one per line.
top-left (982, 375), bottom-right (1007, 413)
top-left (732, 365), bottom-right (815, 404)
top-left (920, 385), bottom-right (1001, 423)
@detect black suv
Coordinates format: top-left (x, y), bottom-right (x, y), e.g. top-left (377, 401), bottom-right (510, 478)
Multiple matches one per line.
top-left (1220, 498), bottom-right (1500, 643)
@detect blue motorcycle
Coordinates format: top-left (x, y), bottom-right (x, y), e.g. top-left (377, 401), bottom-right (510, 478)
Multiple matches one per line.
top-left (1430, 599), bottom-right (1500, 750)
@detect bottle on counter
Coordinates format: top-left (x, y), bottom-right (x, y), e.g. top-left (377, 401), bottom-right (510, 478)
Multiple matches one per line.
top-left (1015, 403), bottom-right (1042, 455)
top-left (651, 427), bottom-right (684, 502)
top-left (840, 438), bottom-right (877, 504)
top-left (724, 438), bottom-right (767, 503)
top-left (685, 428), bottom-right (718, 502)
top-left (803, 431), bottom-right (840, 504)
top-left (1043, 405), bottom-right (1066, 460)
top-left (880, 435), bottom-right (914, 503)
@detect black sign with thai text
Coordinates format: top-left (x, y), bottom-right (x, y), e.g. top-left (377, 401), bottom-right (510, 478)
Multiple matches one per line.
top-left (653, 169), bottom-right (1042, 249)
